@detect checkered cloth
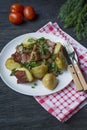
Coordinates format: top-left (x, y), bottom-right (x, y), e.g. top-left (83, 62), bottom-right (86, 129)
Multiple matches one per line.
top-left (34, 22), bottom-right (87, 122)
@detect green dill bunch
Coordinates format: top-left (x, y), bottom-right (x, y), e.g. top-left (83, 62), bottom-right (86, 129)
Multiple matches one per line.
top-left (74, 4), bottom-right (87, 40)
top-left (59, 0), bottom-right (80, 22)
top-left (58, 0), bottom-right (87, 40)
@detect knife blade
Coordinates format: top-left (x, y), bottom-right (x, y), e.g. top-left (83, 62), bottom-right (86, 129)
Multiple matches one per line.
top-left (63, 46), bottom-right (83, 91)
top-left (63, 42), bottom-right (87, 91)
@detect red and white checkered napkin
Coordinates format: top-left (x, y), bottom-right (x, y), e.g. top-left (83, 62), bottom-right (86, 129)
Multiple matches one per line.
top-left (34, 22), bottom-right (87, 122)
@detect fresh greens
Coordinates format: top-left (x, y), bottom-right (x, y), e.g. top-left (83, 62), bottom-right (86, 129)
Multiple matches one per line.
top-left (59, 0), bottom-right (87, 40)
top-left (31, 82), bottom-right (37, 88)
top-left (10, 68), bottom-right (16, 76)
top-left (28, 38), bottom-right (36, 43)
top-left (22, 61), bottom-right (41, 70)
top-left (37, 37), bottom-right (46, 45)
top-left (39, 43), bottom-right (49, 55)
top-left (46, 61), bottom-right (62, 75)
top-left (51, 54), bottom-right (57, 60)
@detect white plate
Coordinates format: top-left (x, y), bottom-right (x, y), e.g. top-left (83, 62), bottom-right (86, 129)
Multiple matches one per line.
top-left (0, 32), bottom-right (72, 96)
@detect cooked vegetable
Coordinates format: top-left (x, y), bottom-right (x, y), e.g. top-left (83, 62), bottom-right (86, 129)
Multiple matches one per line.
top-left (55, 51), bottom-right (67, 70)
top-left (22, 61), bottom-right (41, 70)
top-left (15, 67), bottom-right (34, 82)
top-left (22, 37), bottom-right (36, 47)
top-left (59, 0), bottom-right (87, 40)
top-left (31, 65), bottom-right (48, 79)
top-left (55, 58), bottom-right (67, 70)
top-left (46, 61), bottom-right (62, 76)
top-left (54, 42), bottom-right (62, 54)
top-left (5, 58), bottom-right (21, 70)
top-left (54, 42), bottom-right (67, 70)
top-left (5, 37), bottom-right (67, 90)
top-left (42, 73), bottom-right (58, 90)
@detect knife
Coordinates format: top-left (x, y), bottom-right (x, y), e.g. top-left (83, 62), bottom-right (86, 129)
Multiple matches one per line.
top-left (63, 42), bottom-right (87, 91)
top-left (63, 46), bottom-right (83, 91)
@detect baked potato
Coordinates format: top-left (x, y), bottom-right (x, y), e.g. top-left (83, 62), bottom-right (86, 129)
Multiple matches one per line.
top-left (23, 37), bottom-right (36, 47)
top-left (55, 52), bottom-right (67, 70)
top-left (54, 42), bottom-right (67, 70)
top-left (42, 73), bottom-right (58, 90)
top-left (31, 65), bottom-right (48, 79)
top-left (5, 57), bottom-right (21, 70)
top-left (16, 67), bottom-right (34, 82)
top-left (54, 42), bottom-right (62, 54)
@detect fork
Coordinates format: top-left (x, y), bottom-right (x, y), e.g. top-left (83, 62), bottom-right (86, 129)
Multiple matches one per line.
top-left (63, 42), bottom-right (87, 91)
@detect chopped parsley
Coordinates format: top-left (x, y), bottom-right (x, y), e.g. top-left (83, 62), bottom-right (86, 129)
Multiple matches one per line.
top-left (31, 82), bottom-right (37, 88)
top-left (10, 68), bottom-right (16, 76)
top-left (46, 61), bottom-right (62, 75)
top-left (37, 37), bottom-right (46, 45)
top-left (22, 61), bottom-right (41, 70)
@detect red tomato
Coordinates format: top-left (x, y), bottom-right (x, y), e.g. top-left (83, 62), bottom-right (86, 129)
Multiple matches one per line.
top-left (9, 12), bottom-right (23, 24)
top-left (23, 6), bottom-right (35, 20)
top-left (10, 3), bottom-right (24, 13)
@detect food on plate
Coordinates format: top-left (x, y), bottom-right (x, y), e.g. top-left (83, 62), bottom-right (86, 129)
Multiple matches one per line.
top-left (54, 43), bottom-right (62, 54)
top-left (42, 73), bottom-right (58, 90)
top-left (23, 6), bottom-right (36, 20)
top-left (9, 12), bottom-right (23, 24)
top-left (22, 37), bottom-right (36, 47)
top-left (31, 65), bottom-right (48, 79)
top-left (54, 43), bottom-right (67, 70)
top-left (5, 37), bottom-right (67, 90)
top-left (14, 67), bottom-right (34, 83)
top-left (10, 3), bottom-right (24, 13)
top-left (5, 58), bottom-right (21, 70)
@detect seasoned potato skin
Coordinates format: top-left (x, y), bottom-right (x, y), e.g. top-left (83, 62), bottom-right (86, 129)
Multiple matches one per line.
top-left (42, 73), bottom-right (58, 90)
top-left (16, 67), bottom-right (34, 82)
top-left (55, 52), bottom-right (67, 70)
top-left (31, 65), bottom-right (48, 79)
top-left (54, 42), bottom-right (67, 70)
top-left (5, 57), bottom-right (21, 70)
top-left (23, 37), bottom-right (36, 47)
top-left (54, 42), bottom-right (62, 54)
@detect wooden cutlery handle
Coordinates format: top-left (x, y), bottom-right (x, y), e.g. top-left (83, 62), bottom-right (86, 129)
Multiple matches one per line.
top-left (74, 63), bottom-right (87, 91)
top-left (68, 64), bottom-right (83, 91)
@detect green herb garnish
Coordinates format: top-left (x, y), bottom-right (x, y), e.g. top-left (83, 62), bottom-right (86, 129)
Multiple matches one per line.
top-left (40, 43), bottom-right (49, 55)
top-left (31, 82), bottom-right (37, 88)
top-left (28, 38), bottom-right (36, 43)
top-left (51, 54), bottom-right (57, 60)
top-left (22, 61), bottom-right (41, 70)
top-left (10, 68), bottom-right (16, 76)
top-left (37, 37), bottom-right (46, 45)
top-left (46, 61), bottom-right (62, 75)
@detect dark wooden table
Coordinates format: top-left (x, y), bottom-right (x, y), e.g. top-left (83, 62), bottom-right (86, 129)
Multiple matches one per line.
top-left (0, 0), bottom-right (87, 130)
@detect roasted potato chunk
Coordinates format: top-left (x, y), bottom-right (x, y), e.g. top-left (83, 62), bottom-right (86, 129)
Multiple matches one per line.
top-left (54, 42), bottom-right (62, 54)
top-left (31, 65), bottom-right (48, 79)
top-left (16, 67), bottom-right (34, 82)
top-left (42, 73), bottom-right (58, 90)
top-left (55, 51), bottom-right (67, 70)
top-left (54, 42), bottom-right (67, 70)
top-left (5, 57), bottom-right (21, 70)
top-left (23, 37), bottom-right (36, 47)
